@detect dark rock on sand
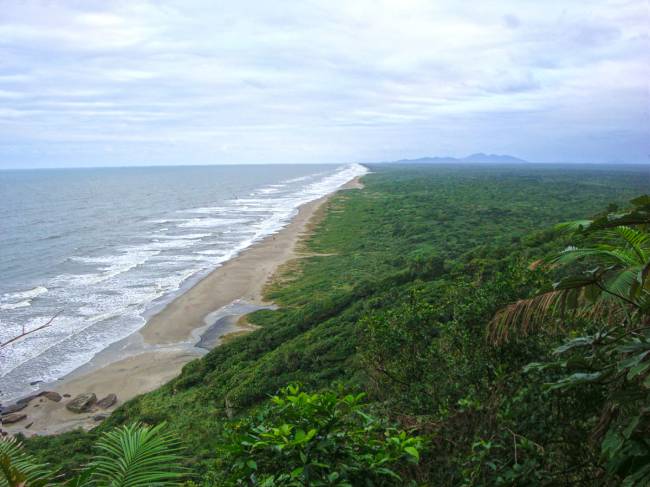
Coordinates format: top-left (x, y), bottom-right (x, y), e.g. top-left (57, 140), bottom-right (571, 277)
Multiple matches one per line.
top-left (40, 391), bottom-right (62, 402)
top-left (2, 413), bottom-right (27, 424)
top-left (1, 402), bottom-right (28, 415)
top-left (96, 393), bottom-right (117, 409)
top-left (93, 414), bottom-right (108, 421)
top-left (66, 393), bottom-right (97, 413)
top-left (63, 393), bottom-right (71, 398)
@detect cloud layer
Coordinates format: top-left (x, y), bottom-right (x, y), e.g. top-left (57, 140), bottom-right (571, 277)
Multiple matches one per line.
top-left (0, 0), bottom-right (647, 167)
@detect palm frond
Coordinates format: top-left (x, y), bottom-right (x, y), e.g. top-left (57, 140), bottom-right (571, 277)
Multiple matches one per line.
top-left (0, 437), bottom-right (55, 487)
top-left (550, 247), bottom-right (639, 267)
top-left (488, 291), bottom-right (566, 344)
top-left (89, 422), bottom-right (185, 487)
top-left (488, 287), bottom-right (629, 345)
top-left (554, 219), bottom-right (593, 233)
top-left (606, 248), bottom-right (647, 267)
top-left (611, 226), bottom-right (649, 262)
top-left (604, 268), bottom-right (642, 302)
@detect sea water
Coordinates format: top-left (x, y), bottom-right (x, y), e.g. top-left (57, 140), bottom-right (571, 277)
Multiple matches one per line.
top-left (0, 163), bottom-right (367, 402)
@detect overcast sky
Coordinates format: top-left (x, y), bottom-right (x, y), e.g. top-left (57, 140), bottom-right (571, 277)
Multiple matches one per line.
top-left (0, 0), bottom-right (647, 168)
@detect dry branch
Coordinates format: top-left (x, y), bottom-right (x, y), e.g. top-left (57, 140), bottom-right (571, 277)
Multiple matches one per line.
top-left (0, 311), bottom-right (62, 349)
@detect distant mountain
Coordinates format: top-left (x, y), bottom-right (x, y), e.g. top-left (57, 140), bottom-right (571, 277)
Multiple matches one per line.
top-left (462, 153), bottom-right (528, 163)
top-left (391, 153), bottom-right (528, 164)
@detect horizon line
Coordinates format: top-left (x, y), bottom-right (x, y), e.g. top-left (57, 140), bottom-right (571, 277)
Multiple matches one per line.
top-left (1, 160), bottom-right (649, 171)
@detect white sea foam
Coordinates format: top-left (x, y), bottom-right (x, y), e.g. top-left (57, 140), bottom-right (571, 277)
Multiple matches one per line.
top-left (255, 184), bottom-right (285, 195)
top-left (178, 218), bottom-right (250, 228)
top-left (195, 249), bottom-right (226, 256)
top-left (281, 174), bottom-right (315, 183)
top-left (183, 206), bottom-right (268, 215)
top-left (67, 249), bottom-right (160, 284)
top-left (0, 286), bottom-right (48, 311)
top-left (0, 300), bottom-right (32, 310)
top-left (2, 286), bottom-right (48, 301)
top-left (153, 233), bottom-right (212, 240)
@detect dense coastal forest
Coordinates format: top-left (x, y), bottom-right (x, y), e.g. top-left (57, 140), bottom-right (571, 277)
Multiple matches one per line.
top-left (5, 163), bottom-right (650, 486)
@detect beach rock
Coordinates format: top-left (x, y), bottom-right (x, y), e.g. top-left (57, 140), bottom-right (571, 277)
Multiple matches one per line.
top-left (2, 413), bottom-right (27, 424)
top-left (66, 393), bottom-right (96, 413)
top-left (96, 393), bottom-right (117, 409)
top-left (26, 422), bottom-right (33, 429)
top-left (1, 402), bottom-right (28, 415)
top-left (93, 414), bottom-right (108, 422)
top-left (40, 391), bottom-right (62, 402)
top-left (63, 394), bottom-right (71, 398)
top-left (16, 394), bottom-right (38, 406)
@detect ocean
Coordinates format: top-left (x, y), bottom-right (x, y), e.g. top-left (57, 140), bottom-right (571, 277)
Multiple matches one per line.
top-left (0, 163), bottom-right (367, 402)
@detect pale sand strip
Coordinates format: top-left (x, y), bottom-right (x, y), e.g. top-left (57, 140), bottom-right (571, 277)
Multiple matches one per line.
top-left (3, 177), bottom-right (362, 436)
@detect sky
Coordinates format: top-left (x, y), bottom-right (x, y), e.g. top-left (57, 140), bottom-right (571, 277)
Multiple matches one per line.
top-left (0, 0), bottom-right (648, 168)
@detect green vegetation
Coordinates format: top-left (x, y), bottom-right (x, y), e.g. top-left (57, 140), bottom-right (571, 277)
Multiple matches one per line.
top-left (21, 164), bottom-right (650, 485)
top-left (212, 385), bottom-right (421, 485)
top-left (490, 195), bottom-right (650, 485)
top-left (1, 422), bottom-right (184, 486)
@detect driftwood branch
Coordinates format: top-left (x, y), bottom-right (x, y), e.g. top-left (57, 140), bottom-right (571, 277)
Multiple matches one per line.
top-left (0, 311), bottom-right (62, 349)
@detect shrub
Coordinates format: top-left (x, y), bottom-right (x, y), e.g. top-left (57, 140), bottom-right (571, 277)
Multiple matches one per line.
top-left (211, 385), bottom-right (421, 486)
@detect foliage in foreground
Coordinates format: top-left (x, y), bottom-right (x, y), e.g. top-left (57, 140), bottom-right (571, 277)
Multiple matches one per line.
top-left (5, 387), bottom-right (419, 487)
top-left (209, 385), bottom-right (421, 486)
top-left (490, 195), bottom-right (650, 486)
top-left (1, 423), bottom-right (183, 487)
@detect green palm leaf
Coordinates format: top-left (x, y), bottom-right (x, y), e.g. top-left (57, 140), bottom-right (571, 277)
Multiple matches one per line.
top-left (554, 219), bottom-right (593, 232)
top-left (550, 246), bottom-right (640, 267)
top-left (604, 268), bottom-right (642, 301)
top-left (492, 206), bottom-right (650, 343)
top-left (611, 226), bottom-right (649, 262)
top-left (0, 436), bottom-right (55, 487)
top-left (89, 423), bottom-right (185, 487)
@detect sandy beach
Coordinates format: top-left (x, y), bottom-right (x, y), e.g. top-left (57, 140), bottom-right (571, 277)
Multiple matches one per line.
top-left (2, 177), bottom-right (362, 436)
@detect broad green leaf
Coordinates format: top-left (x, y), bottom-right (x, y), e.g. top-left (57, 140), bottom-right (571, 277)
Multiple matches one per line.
top-left (404, 446), bottom-right (420, 461)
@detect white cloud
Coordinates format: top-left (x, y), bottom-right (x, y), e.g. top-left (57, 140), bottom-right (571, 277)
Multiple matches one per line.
top-left (0, 0), bottom-right (647, 166)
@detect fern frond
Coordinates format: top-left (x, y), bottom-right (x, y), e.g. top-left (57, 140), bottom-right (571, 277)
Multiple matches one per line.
top-left (89, 422), bottom-right (185, 487)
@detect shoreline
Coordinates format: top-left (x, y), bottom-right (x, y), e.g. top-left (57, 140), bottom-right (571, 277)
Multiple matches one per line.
top-left (2, 176), bottom-right (363, 436)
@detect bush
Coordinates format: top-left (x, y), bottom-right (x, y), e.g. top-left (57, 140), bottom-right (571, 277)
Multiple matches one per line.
top-left (210, 385), bottom-right (421, 486)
